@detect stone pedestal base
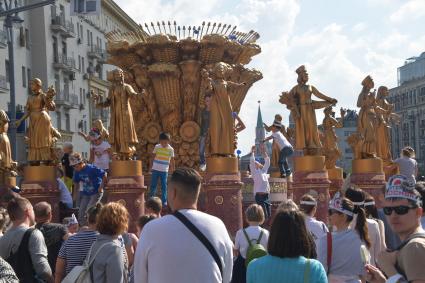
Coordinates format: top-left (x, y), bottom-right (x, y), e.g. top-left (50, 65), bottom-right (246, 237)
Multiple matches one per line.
top-left (106, 160), bottom-right (146, 233)
top-left (351, 158), bottom-right (385, 208)
top-left (328, 168), bottom-right (343, 197)
top-left (21, 165), bottom-right (60, 222)
top-left (292, 171), bottom-right (331, 223)
top-left (204, 171), bottom-right (242, 238)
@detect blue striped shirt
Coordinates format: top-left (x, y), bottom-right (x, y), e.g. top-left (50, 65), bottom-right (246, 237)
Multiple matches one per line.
top-left (58, 230), bottom-right (98, 274)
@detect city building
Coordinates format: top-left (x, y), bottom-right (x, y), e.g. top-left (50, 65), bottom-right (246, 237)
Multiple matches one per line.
top-left (0, 0), bottom-right (139, 162)
top-left (389, 51), bottom-right (425, 174)
top-left (334, 109), bottom-right (358, 173)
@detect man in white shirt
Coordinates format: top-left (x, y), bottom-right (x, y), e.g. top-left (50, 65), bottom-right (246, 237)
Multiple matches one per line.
top-left (134, 167), bottom-right (234, 283)
top-left (250, 144), bottom-right (271, 219)
top-left (263, 120), bottom-right (293, 178)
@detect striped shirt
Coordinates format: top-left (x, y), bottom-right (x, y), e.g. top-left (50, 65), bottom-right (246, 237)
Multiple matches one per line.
top-left (151, 144), bottom-right (174, 172)
top-left (58, 230), bottom-right (98, 274)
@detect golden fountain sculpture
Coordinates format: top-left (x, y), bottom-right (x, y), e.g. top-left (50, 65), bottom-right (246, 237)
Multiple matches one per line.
top-left (105, 22), bottom-right (262, 172)
top-left (349, 76), bottom-right (399, 175)
top-left (279, 65), bottom-right (337, 173)
top-left (0, 110), bottom-right (17, 187)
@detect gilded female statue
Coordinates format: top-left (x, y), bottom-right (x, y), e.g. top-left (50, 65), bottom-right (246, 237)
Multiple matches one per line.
top-left (284, 65), bottom-right (337, 155)
top-left (204, 63), bottom-right (245, 156)
top-left (322, 107), bottom-right (346, 169)
top-left (15, 78), bottom-right (60, 163)
top-left (375, 86), bottom-right (397, 161)
top-left (0, 110), bottom-right (16, 185)
top-left (93, 68), bottom-right (139, 160)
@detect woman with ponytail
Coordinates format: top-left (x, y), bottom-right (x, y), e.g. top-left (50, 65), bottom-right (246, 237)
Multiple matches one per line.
top-left (345, 187), bottom-right (382, 265)
top-left (317, 192), bottom-right (370, 283)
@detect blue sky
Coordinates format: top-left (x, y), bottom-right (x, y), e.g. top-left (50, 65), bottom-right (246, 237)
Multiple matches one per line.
top-left (115, 0), bottom-right (425, 154)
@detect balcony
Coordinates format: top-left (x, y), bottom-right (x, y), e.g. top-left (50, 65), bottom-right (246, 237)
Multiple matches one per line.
top-left (88, 45), bottom-right (108, 63)
top-left (0, 30), bottom-right (7, 49)
top-left (0, 75), bottom-right (8, 93)
top-left (53, 54), bottom-right (77, 73)
top-left (51, 16), bottom-right (76, 38)
top-left (55, 91), bottom-right (79, 109)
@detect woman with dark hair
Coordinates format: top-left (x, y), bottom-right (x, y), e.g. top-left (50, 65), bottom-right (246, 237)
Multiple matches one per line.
top-left (363, 192), bottom-right (386, 251)
top-left (247, 209), bottom-right (326, 283)
top-left (317, 193), bottom-right (371, 282)
top-left (345, 187), bottom-right (382, 265)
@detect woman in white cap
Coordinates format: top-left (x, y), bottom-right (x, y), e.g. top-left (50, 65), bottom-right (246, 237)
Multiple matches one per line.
top-left (317, 192), bottom-right (371, 283)
top-left (299, 194), bottom-right (328, 245)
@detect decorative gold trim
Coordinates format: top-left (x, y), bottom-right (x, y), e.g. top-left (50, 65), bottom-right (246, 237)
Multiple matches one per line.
top-left (214, 195), bottom-right (224, 205)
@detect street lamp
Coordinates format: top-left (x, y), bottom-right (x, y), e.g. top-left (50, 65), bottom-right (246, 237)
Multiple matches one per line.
top-left (0, 0), bottom-right (56, 160)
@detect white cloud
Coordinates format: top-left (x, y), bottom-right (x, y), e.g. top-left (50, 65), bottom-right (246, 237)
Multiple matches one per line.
top-left (390, 0), bottom-right (425, 23)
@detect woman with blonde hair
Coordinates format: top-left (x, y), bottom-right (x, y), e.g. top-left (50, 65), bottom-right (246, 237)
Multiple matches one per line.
top-left (394, 146), bottom-right (418, 183)
top-left (232, 204), bottom-right (269, 283)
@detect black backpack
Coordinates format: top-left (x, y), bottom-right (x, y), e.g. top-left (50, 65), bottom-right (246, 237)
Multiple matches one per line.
top-left (6, 228), bottom-right (43, 283)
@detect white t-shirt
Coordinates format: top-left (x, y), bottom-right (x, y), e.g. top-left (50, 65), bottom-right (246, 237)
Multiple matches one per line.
top-left (91, 141), bottom-right (111, 170)
top-left (134, 209), bottom-right (233, 283)
top-left (271, 131), bottom-right (292, 150)
top-left (234, 225), bottom-right (269, 259)
top-left (305, 216), bottom-right (328, 245)
top-left (250, 154), bottom-right (270, 194)
top-left (151, 144), bottom-right (175, 172)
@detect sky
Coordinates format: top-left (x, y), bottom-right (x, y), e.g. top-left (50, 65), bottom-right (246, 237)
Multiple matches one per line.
top-left (115, 0), bottom-right (425, 155)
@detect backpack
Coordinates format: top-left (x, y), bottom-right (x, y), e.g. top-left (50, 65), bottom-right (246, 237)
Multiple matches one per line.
top-left (243, 229), bottom-right (267, 267)
top-left (61, 242), bottom-right (108, 283)
top-left (5, 228), bottom-right (42, 283)
top-left (393, 232), bottom-right (425, 279)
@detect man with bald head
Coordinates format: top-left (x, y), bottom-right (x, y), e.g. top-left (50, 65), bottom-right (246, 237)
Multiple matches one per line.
top-left (134, 167), bottom-right (234, 283)
top-left (34, 202), bottom-right (69, 273)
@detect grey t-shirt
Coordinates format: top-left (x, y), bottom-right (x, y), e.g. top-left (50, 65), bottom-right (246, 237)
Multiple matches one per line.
top-left (317, 229), bottom-right (364, 282)
top-left (395, 156), bottom-right (417, 183)
top-left (0, 225), bottom-right (52, 281)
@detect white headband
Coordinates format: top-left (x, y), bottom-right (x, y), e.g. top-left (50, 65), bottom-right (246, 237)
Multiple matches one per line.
top-left (352, 201), bottom-right (365, 206)
top-left (300, 200), bottom-right (317, 206)
top-left (364, 201), bottom-right (375, 207)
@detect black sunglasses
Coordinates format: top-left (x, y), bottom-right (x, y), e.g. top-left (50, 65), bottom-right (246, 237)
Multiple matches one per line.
top-left (383, 205), bottom-right (417, 216)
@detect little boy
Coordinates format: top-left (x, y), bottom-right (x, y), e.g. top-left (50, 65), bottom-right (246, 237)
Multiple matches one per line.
top-left (145, 196), bottom-right (162, 218)
top-left (263, 120), bottom-right (293, 178)
top-left (150, 132), bottom-right (175, 205)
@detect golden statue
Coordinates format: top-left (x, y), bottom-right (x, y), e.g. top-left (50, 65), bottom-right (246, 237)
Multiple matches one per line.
top-left (94, 68), bottom-right (139, 160)
top-left (281, 65), bottom-right (337, 155)
top-left (78, 118), bottom-right (109, 142)
top-left (15, 78), bottom-right (60, 163)
top-left (321, 107), bottom-right (346, 169)
top-left (0, 110), bottom-right (17, 186)
top-left (375, 86), bottom-right (399, 161)
top-left (204, 62), bottom-right (245, 156)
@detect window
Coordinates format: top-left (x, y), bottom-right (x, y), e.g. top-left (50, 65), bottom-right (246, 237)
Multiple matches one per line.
top-left (83, 89), bottom-right (86, 105)
top-left (25, 28), bottom-right (30, 50)
top-left (79, 88), bottom-right (82, 104)
top-left (5, 60), bottom-right (9, 82)
top-left (65, 113), bottom-right (70, 131)
top-left (57, 112), bottom-right (61, 130)
top-left (83, 120), bottom-right (87, 133)
top-left (77, 22), bottom-right (80, 38)
top-left (22, 66), bottom-right (26, 88)
top-left (27, 68), bottom-right (31, 94)
top-left (87, 29), bottom-right (90, 45)
top-left (82, 57), bottom-right (85, 73)
top-left (78, 55), bottom-right (81, 71)
top-left (80, 25), bottom-right (83, 40)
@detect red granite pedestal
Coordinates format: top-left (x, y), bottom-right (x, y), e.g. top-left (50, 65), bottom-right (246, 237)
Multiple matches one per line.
top-left (292, 156), bottom-right (331, 223)
top-left (105, 160), bottom-right (146, 232)
top-left (21, 166), bottom-right (60, 222)
top-left (204, 172), bottom-right (242, 237)
top-left (350, 158), bottom-right (386, 208)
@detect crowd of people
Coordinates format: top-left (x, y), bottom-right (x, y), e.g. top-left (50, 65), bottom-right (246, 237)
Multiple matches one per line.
top-left (1, 133), bottom-right (425, 283)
